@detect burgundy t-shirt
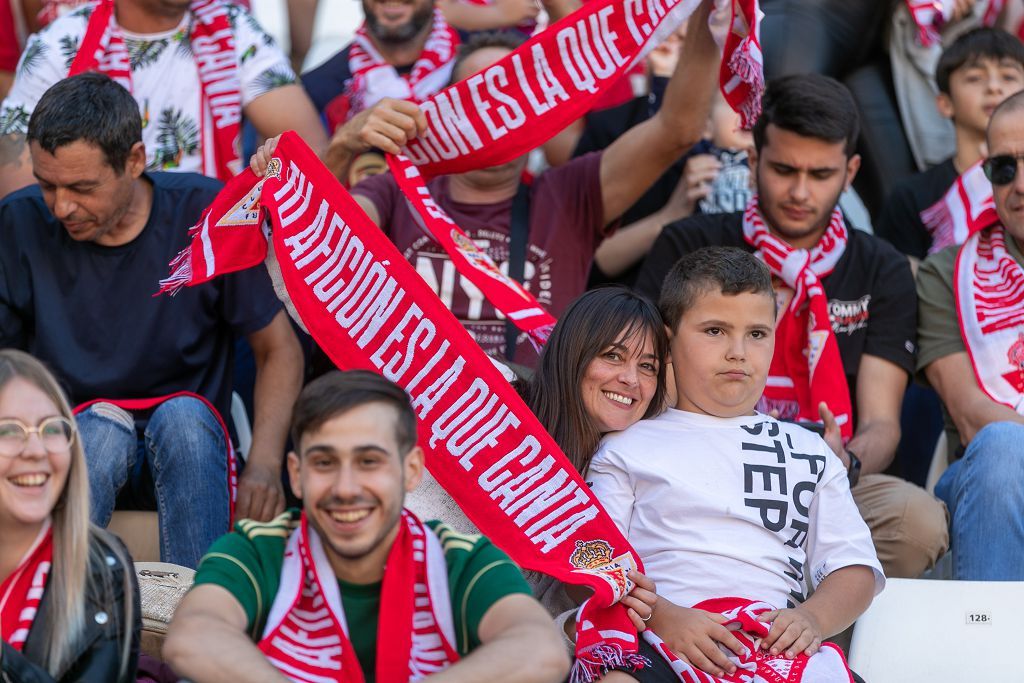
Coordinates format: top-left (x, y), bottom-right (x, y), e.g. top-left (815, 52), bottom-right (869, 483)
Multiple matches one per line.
top-left (353, 152), bottom-right (606, 367)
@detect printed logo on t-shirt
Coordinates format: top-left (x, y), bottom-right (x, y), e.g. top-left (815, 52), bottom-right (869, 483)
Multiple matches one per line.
top-left (828, 295), bottom-right (871, 335)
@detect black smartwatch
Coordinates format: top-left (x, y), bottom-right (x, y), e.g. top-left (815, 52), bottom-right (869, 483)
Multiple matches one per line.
top-left (845, 449), bottom-right (862, 488)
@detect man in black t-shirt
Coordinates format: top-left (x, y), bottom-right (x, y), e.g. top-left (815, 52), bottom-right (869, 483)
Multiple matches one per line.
top-left (877, 29), bottom-right (1024, 262)
top-left (636, 74), bottom-right (949, 580)
top-left (0, 74), bottom-right (304, 568)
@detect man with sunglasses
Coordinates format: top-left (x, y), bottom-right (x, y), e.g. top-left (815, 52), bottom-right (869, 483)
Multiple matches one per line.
top-left (917, 91), bottom-right (1024, 581)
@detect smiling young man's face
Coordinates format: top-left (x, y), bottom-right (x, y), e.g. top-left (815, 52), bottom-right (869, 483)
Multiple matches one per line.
top-left (669, 287), bottom-right (776, 418)
top-left (287, 401), bottom-right (423, 584)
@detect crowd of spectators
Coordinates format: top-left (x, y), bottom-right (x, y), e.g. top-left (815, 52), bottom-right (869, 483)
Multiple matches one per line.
top-left (2, 0), bottom-right (1024, 681)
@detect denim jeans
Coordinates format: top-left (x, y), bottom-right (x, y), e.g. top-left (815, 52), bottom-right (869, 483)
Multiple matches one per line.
top-left (934, 421), bottom-right (1024, 580)
top-left (78, 397), bottom-right (229, 568)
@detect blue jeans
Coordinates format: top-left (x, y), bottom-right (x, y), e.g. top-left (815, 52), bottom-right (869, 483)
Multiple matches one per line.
top-left (78, 397), bottom-right (229, 568)
top-left (934, 421), bottom-right (1024, 580)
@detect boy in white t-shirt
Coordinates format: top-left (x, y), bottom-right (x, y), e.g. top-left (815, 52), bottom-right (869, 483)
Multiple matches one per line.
top-left (587, 247), bottom-right (883, 681)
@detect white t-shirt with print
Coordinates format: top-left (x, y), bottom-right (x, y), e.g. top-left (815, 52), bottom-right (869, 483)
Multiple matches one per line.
top-left (587, 409), bottom-right (885, 611)
top-left (0, 1), bottom-right (295, 176)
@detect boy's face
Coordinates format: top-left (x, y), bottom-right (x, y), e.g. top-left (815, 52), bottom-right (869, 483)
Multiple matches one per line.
top-left (669, 288), bottom-right (776, 418)
top-left (939, 57), bottom-right (1024, 137)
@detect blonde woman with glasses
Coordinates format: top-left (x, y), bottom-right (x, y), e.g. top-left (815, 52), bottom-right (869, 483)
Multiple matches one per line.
top-left (0, 349), bottom-right (137, 682)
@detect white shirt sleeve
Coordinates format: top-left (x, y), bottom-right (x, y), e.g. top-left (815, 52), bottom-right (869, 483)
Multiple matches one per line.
top-left (804, 447), bottom-right (886, 596)
top-left (0, 21), bottom-right (78, 135)
top-left (231, 5), bottom-right (297, 105)
top-left (585, 444), bottom-right (636, 539)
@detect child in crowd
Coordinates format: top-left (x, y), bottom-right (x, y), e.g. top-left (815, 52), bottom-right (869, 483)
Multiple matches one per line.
top-left (587, 247), bottom-right (883, 681)
top-left (877, 28), bottom-right (1024, 261)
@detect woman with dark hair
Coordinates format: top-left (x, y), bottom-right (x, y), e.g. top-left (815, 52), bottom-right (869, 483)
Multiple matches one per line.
top-left (0, 349), bottom-right (138, 683)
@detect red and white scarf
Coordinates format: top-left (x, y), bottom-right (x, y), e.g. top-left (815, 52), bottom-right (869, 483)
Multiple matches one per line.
top-left (0, 522), bottom-right (53, 651)
top-left (644, 598), bottom-right (853, 683)
top-left (906, 0), bottom-right (1004, 46)
top-left (386, 153), bottom-right (556, 347)
top-left (160, 133), bottom-right (649, 681)
top-left (258, 510), bottom-right (458, 682)
top-left (955, 225), bottom-right (1024, 414)
top-left (743, 197), bottom-right (853, 440)
top-left (69, 0), bottom-right (242, 182)
top-left (73, 393), bottom-right (238, 524)
top-left (920, 160), bottom-right (999, 255)
top-left (401, 0), bottom-right (762, 178)
top-left (344, 9), bottom-right (458, 120)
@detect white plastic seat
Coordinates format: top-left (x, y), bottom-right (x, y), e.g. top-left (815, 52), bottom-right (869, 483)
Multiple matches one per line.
top-left (849, 578), bottom-right (1024, 682)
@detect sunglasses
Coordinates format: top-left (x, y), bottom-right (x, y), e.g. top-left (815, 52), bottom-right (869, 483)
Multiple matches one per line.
top-left (982, 154), bottom-right (1024, 186)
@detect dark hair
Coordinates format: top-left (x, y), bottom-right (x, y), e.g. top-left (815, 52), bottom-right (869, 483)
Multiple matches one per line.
top-left (520, 287), bottom-right (668, 474)
top-left (659, 247), bottom-right (774, 333)
top-left (936, 28), bottom-right (1024, 95)
top-left (450, 30), bottom-right (527, 84)
top-left (752, 74), bottom-right (859, 157)
top-left (27, 72), bottom-right (142, 172)
top-left (290, 370), bottom-right (417, 455)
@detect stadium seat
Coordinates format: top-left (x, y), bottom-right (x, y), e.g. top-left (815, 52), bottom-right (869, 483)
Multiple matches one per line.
top-left (925, 431), bottom-right (948, 495)
top-left (849, 578), bottom-right (1024, 681)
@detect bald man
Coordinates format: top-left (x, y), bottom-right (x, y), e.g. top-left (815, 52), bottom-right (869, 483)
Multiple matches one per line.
top-left (917, 91), bottom-right (1024, 580)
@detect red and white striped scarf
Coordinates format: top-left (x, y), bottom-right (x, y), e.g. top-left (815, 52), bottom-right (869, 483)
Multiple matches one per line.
top-left (257, 510), bottom-right (458, 682)
top-left (955, 225), bottom-right (1024, 413)
top-left (920, 160), bottom-right (998, 255)
top-left (644, 597), bottom-right (854, 683)
top-left (69, 0), bottom-right (242, 182)
top-left (326, 9), bottom-right (459, 133)
top-left (743, 196), bottom-right (853, 440)
top-left (0, 522), bottom-right (53, 651)
top-left (906, 0), bottom-right (1004, 46)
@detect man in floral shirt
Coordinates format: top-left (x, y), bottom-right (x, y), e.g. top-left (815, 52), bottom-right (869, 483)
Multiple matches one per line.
top-left (0, 0), bottom-right (327, 196)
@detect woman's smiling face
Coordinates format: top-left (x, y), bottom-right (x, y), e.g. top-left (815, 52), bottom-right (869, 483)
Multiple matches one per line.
top-left (580, 328), bottom-right (660, 434)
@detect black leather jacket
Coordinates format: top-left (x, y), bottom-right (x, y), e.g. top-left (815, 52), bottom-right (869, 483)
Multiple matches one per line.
top-left (2, 537), bottom-right (140, 683)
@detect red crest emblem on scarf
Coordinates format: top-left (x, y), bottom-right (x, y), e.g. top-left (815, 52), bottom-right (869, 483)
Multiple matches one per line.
top-left (1008, 333), bottom-right (1024, 370)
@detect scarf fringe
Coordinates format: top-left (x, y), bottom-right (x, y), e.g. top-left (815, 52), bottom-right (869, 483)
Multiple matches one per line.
top-left (570, 644), bottom-right (651, 683)
top-left (728, 39), bottom-right (764, 128)
top-left (526, 323), bottom-right (555, 352)
top-left (157, 245), bottom-right (194, 296)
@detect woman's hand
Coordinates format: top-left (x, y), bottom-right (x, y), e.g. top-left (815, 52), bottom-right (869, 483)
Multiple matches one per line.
top-left (249, 134), bottom-right (282, 177)
top-left (648, 598), bottom-right (746, 678)
top-left (619, 570), bottom-right (658, 631)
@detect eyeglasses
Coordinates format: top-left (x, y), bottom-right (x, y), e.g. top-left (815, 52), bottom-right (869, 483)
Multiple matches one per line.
top-left (0, 417), bottom-right (76, 457)
top-left (982, 154), bottom-right (1024, 186)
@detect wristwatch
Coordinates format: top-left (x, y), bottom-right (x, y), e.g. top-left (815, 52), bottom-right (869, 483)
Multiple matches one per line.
top-left (845, 449), bottom-right (862, 488)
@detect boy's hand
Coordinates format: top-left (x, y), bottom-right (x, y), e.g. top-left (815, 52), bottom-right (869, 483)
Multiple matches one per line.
top-left (650, 600), bottom-right (746, 677)
top-left (250, 134), bottom-right (282, 176)
top-left (758, 606), bottom-right (823, 658)
top-left (817, 401), bottom-right (847, 467)
top-left (619, 570), bottom-right (658, 631)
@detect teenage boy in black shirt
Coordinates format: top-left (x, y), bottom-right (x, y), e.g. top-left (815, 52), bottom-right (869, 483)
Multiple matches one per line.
top-left (636, 74), bottom-right (949, 580)
top-left (876, 28), bottom-right (1024, 262)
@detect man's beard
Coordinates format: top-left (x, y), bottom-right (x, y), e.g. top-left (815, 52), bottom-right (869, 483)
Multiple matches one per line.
top-left (364, 2), bottom-right (433, 44)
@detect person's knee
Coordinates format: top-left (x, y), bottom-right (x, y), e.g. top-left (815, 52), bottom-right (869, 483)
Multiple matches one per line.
top-left (887, 486), bottom-right (949, 578)
top-left (77, 402), bottom-right (135, 467)
top-left (146, 396), bottom-right (225, 466)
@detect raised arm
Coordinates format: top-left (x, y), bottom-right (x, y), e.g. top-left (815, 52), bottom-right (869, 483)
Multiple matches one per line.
top-left (164, 584), bottom-right (289, 682)
top-left (428, 594), bottom-right (570, 683)
top-left (598, 0), bottom-right (717, 224)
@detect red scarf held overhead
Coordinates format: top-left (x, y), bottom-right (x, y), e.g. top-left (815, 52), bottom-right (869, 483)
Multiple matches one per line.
top-left (955, 225), bottom-right (1024, 414)
top-left (920, 160), bottom-right (999, 255)
top-left (73, 393), bottom-right (238, 525)
top-left (743, 197), bottom-right (854, 441)
top-left (258, 511), bottom-right (459, 682)
top-left (400, 0), bottom-right (762, 179)
top-left (325, 9), bottom-right (459, 134)
top-left (905, 0), bottom-right (1004, 46)
top-left (69, 0), bottom-right (242, 182)
top-left (159, 132), bottom-right (648, 681)
top-left (386, 153), bottom-right (556, 348)
top-left (0, 523), bottom-right (53, 651)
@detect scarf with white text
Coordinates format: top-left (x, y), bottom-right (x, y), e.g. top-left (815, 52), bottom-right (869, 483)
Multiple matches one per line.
top-left (920, 160), bottom-right (998, 255)
top-left (257, 510), bottom-right (459, 682)
top-left (69, 0), bottom-right (242, 182)
top-left (0, 522), bottom-right (52, 651)
top-left (955, 225), bottom-right (1024, 414)
top-left (743, 196), bottom-right (853, 440)
top-left (160, 133), bottom-right (647, 681)
top-left (906, 0), bottom-right (1004, 46)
